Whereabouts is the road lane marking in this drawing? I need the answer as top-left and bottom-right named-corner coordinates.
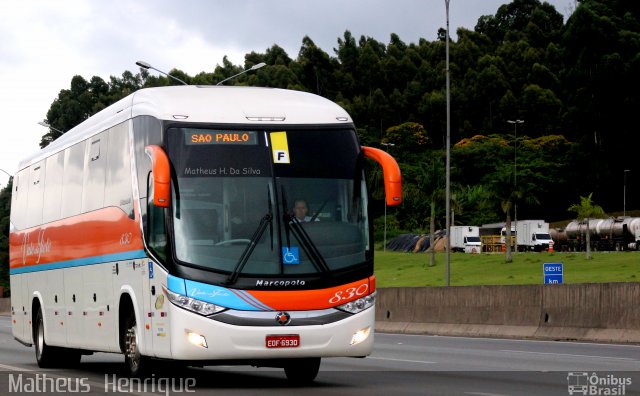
top-left (500, 350), bottom-right (637, 361)
top-left (368, 356), bottom-right (436, 364)
top-left (0, 363), bottom-right (33, 372)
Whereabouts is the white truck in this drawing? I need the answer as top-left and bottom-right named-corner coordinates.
top-left (450, 226), bottom-right (482, 253)
top-left (516, 220), bottom-right (554, 251)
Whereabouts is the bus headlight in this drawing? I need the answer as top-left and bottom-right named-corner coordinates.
top-left (186, 331), bottom-right (208, 348)
top-left (336, 292), bottom-right (376, 314)
top-left (163, 286), bottom-right (226, 316)
top-left (350, 326), bottom-right (371, 345)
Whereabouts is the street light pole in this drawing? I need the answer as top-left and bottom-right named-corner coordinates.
top-left (38, 121), bottom-right (65, 135)
top-left (0, 168), bottom-right (11, 180)
top-left (216, 62), bottom-right (266, 86)
top-left (381, 142), bottom-right (395, 251)
top-left (445, 0), bottom-right (451, 286)
top-left (624, 169), bottom-right (631, 217)
top-left (0, 168), bottom-right (12, 190)
top-left (136, 61), bottom-right (188, 85)
top-left (506, 120), bottom-right (523, 250)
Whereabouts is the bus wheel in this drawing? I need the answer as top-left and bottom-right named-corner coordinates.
top-left (34, 308), bottom-right (58, 368)
top-left (284, 357), bottom-right (321, 384)
top-left (123, 313), bottom-right (150, 377)
top-left (34, 307), bottom-right (81, 368)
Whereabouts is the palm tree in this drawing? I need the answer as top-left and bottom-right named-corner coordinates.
top-left (488, 164), bottom-right (539, 263)
top-left (404, 159), bottom-right (445, 267)
top-left (488, 164), bottom-right (519, 263)
top-left (567, 193), bottom-right (606, 260)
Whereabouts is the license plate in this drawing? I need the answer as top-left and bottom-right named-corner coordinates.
top-left (266, 334), bottom-right (300, 348)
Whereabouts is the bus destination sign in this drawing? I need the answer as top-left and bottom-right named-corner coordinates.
top-left (185, 129), bottom-right (258, 145)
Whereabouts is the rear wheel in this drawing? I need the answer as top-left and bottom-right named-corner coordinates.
top-left (34, 308), bottom-right (81, 368)
top-left (284, 357), bottom-right (321, 384)
top-left (34, 308), bottom-right (56, 368)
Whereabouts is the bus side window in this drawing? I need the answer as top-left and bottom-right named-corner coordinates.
top-left (82, 131), bottom-right (108, 213)
top-left (26, 162), bottom-right (45, 228)
top-left (147, 175), bottom-right (167, 261)
top-left (10, 171), bottom-right (28, 230)
top-left (105, 122), bottom-right (134, 218)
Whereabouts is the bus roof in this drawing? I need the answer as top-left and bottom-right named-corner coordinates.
top-left (21, 86), bottom-right (353, 169)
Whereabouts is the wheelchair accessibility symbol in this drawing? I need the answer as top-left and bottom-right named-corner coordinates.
top-left (282, 247), bottom-right (300, 265)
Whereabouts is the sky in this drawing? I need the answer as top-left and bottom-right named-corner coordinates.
top-left (0, 0), bottom-right (576, 185)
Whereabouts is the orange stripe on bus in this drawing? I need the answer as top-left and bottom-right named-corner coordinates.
top-left (10, 207), bottom-right (142, 269)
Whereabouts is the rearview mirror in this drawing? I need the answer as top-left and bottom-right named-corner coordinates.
top-left (362, 146), bottom-right (402, 206)
top-left (145, 145), bottom-right (170, 208)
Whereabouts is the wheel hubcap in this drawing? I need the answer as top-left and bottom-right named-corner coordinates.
top-left (37, 320), bottom-right (44, 359)
top-left (125, 327), bottom-right (140, 371)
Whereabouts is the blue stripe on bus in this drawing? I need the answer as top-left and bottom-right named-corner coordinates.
top-left (9, 250), bottom-right (147, 275)
top-left (165, 276), bottom-right (273, 311)
top-left (167, 274), bottom-right (186, 295)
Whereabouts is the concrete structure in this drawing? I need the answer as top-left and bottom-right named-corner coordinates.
top-left (375, 283), bottom-right (640, 344)
top-left (0, 298), bottom-right (9, 316)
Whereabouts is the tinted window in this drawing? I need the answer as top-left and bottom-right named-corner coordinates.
top-left (26, 162), bottom-right (45, 228)
top-left (42, 151), bottom-right (64, 224)
top-left (82, 131), bottom-right (108, 213)
top-left (10, 170), bottom-right (28, 230)
top-left (105, 122), bottom-right (133, 216)
top-left (61, 141), bottom-right (86, 218)
top-left (273, 129), bottom-right (360, 179)
top-left (132, 116), bottom-right (162, 199)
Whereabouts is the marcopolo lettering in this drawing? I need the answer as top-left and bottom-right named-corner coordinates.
top-left (256, 279), bottom-right (305, 287)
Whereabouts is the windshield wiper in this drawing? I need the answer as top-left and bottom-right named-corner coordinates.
top-left (280, 187), bottom-right (330, 275)
top-left (287, 215), bottom-right (331, 274)
top-left (224, 213), bottom-right (272, 286)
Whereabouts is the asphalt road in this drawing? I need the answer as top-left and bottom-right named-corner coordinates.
top-left (0, 316), bottom-right (638, 395)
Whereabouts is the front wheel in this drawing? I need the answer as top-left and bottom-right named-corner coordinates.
top-left (123, 313), bottom-right (151, 377)
top-left (284, 357), bottom-right (321, 384)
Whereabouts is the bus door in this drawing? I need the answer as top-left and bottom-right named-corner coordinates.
top-left (146, 261), bottom-right (171, 358)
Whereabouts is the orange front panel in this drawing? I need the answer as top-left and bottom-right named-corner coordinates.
top-left (247, 276), bottom-right (375, 311)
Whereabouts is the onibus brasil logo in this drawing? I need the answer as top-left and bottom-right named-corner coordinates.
top-left (567, 372), bottom-right (632, 395)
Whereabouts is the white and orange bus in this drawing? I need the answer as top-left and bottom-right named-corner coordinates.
top-left (9, 85), bottom-right (401, 383)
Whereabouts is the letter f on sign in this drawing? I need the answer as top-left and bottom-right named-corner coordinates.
top-left (275, 150), bottom-right (289, 163)
top-left (270, 131), bottom-right (291, 164)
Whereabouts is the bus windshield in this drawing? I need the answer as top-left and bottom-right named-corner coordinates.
top-left (166, 127), bottom-right (369, 278)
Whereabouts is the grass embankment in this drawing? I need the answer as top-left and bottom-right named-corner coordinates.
top-left (374, 251), bottom-right (640, 288)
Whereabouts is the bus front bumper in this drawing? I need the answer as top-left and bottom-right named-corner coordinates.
top-left (166, 303), bottom-right (375, 361)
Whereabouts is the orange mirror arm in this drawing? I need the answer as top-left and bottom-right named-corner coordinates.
top-left (362, 146), bottom-right (402, 206)
top-left (145, 145), bottom-right (171, 208)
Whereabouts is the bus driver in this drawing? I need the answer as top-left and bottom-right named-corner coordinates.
top-left (292, 199), bottom-right (318, 222)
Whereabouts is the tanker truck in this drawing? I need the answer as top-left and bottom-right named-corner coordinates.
top-left (560, 217), bottom-right (640, 251)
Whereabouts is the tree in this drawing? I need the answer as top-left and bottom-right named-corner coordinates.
top-left (567, 193), bottom-right (606, 259)
top-left (296, 36), bottom-right (335, 96)
top-left (421, 157), bottom-right (446, 267)
top-left (0, 179), bottom-right (11, 296)
top-left (488, 163), bottom-right (518, 262)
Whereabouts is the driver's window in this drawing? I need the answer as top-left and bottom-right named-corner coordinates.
top-left (147, 174), bottom-right (167, 261)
